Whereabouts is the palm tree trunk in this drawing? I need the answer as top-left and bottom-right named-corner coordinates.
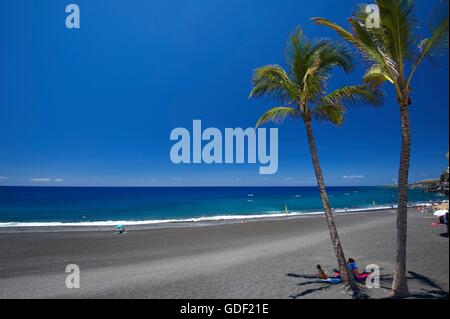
top-left (304, 120), bottom-right (358, 292)
top-left (391, 103), bottom-right (411, 297)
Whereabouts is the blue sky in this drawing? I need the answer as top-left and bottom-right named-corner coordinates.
top-left (0, 0), bottom-right (448, 187)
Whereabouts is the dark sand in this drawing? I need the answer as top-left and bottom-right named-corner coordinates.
top-left (0, 209), bottom-right (448, 299)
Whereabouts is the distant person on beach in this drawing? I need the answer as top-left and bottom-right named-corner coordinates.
top-left (443, 213), bottom-right (449, 235)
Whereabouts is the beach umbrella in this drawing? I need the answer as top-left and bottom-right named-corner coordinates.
top-left (114, 224), bottom-right (124, 229)
top-left (433, 210), bottom-right (448, 217)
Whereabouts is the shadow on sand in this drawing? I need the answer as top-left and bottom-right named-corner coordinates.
top-left (286, 273), bottom-right (369, 299)
top-left (286, 270), bottom-right (448, 299)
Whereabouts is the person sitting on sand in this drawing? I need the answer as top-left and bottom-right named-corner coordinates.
top-left (347, 258), bottom-right (359, 275)
top-left (316, 265), bottom-right (342, 284)
top-left (333, 258), bottom-right (369, 282)
top-left (347, 258), bottom-right (369, 281)
top-left (316, 265), bottom-right (328, 279)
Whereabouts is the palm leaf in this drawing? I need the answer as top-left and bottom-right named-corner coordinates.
top-left (249, 65), bottom-right (299, 104)
top-left (285, 28), bottom-right (328, 92)
top-left (420, 16), bottom-right (449, 59)
top-left (312, 17), bottom-right (398, 81)
top-left (407, 0), bottom-right (449, 85)
top-left (250, 26), bottom-right (383, 129)
top-left (376, 0), bottom-right (417, 67)
top-left (321, 85), bottom-right (384, 108)
top-left (312, 103), bottom-right (346, 126)
top-left (364, 64), bottom-right (395, 87)
top-left (255, 107), bottom-right (298, 128)
top-left (347, 18), bottom-right (398, 76)
top-left (311, 17), bottom-right (358, 46)
top-left (317, 41), bottom-right (354, 74)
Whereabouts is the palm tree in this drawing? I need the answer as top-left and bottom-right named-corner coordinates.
top-left (249, 27), bottom-right (383, 293)
top-left (312, 0), bottom-right (449, 297)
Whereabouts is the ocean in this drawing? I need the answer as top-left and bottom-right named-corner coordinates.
top-left (0, 186), bottom-right (446, 227)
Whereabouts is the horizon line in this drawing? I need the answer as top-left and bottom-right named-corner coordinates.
top-left (0, 184), bottom-right (392, 188)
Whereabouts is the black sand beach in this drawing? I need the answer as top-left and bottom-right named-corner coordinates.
top-left (0, 209), bottom-right (448, 299)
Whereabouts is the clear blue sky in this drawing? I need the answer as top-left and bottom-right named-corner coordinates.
top-left (0, 0), bottom-right (448, 187)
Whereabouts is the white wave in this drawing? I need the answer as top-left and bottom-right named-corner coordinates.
top-left (0, 211), bottom-right (325, 228)
top-left (0, 201), bottom-right (440, 228)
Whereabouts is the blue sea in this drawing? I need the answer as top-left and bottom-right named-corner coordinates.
top-left (0, 186), bottom-right (446, 227)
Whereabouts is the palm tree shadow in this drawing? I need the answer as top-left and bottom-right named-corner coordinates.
top-left (374, 271), bottom-right (448, 299)
top-left (286, 269), bottom-right (448, 299)
top-left (290, 284), bottom-right (333, 299)
top-left (286, 273), bottom-right (369, 299)
top-left (286, 273), bottom-right (318, 280)
top-left (406, 271), bottom-right (449, 299)
top-left (286, 273), bottom-right (333, 298)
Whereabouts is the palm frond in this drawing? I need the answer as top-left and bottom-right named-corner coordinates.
top-left (251, 25), bottom-right (385, 128)
top-left (255, 107), bottom-right (298, 128)
top-left (301, 55), bottom-right (323, 97)
top-left (317, 41), bottom-right (354, 74)
top-left (285, 27), bottom-right (328, 91)
top-left (285, 27), bottom-right (310, 87)
top-left (284, 27), bottom-right (356, 103)
top-left (311, 17), bottom-right (359, 46)
top-left (347, 18), bottom-right (398, 76)
top-left (363, 64), bottom-right (395, 87)
top-left (312, 103), bottom-right (346, 126)
top-left (407, 0), bottom-right (449, 86)
top-left (249, 65), bottom-right (299, 104)
top-left (420, 17), bottom-right (449, 59)
top-left (312, 17), bottom-right (398, 81)
top-left (423, 0), bottom-right (450, 59)
top-left (376, 0), bottom-right (418, 66)
top-left (321, 85), bottom-right (384, 108)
